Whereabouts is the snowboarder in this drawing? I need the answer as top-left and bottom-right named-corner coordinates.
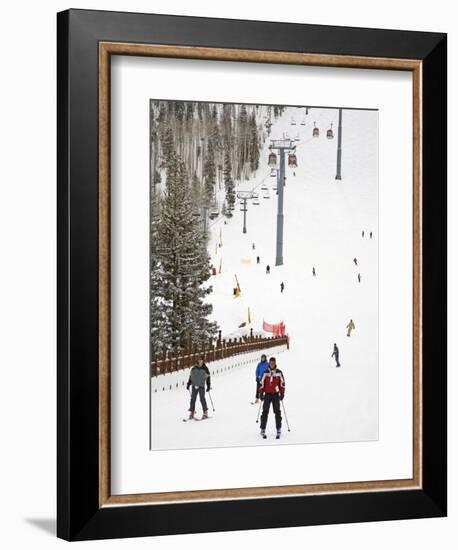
top-left (331, 344), bottom-right (341, 367)
top-left (358, 273), bottom-right (361, 283)
top-left (254, 354), bottom-right (269, 404)
top-left (256, 256), bottom-right (260, 264)
top-left (312, 267), bottom-right (316, 277)
top-left (259, 357), bottom-right (285, 439)
top-left (353, 257), bottom-right (358, 266)
top-left (186, 356), bottom-right (211, 420)
top-left (346, 319), bottom-right (355, 337)
top-left (266, 265), bottom-right (270, 275)
top-left (280, 282), bottom-right (285, 293)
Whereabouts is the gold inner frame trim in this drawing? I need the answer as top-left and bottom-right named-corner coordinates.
top-left (98, 41), bottom-right (422, 507)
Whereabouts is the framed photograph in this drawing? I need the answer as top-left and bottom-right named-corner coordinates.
top-left (57, 9), bottom-right (447, 541)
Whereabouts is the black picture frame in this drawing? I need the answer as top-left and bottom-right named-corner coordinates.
top-left (57, 8), bottom-right (447, 541)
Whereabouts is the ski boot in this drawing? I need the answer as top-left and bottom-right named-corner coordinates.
top-left (202, 410), bottom-right (209, 420)
top-left (188, 411), bottom-right (195, 420)
top-left (276, 430), bottom-right (281, 440)
top-left (260, 429), bottom-right (267, 439)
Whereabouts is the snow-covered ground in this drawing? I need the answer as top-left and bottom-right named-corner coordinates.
top-left (151, 106), bottom-right (378, 450)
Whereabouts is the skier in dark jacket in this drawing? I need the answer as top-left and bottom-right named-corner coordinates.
top-left (259, 357), bottom-right (285, 439)
top-left (266, 265), bottom-right (270, 274)
top-left (186, 356), bottom-right (211, 419)
top-left (280, 282), bottom-right (285, 293)
top-left (254, 354), bottom-right (269, 403)
top-left (331, 343), bottom-right (340, 367)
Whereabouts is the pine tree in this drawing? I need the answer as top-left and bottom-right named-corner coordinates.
top-left (203, 140), bottom-right (216, 206)
top-left (223, 149), bottom-right (235, 217)
top-left (150, 182), bottom-right (168, 353)
top-left (153, 146), bottom-right (217, 351)
top-left (248, 112), bottom-right (260, 172)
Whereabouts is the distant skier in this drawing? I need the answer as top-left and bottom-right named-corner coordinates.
top-left (257, 256), bottom-right (260, 264)
top-left (266, 265), bottom-right (270, 275)
top-left (331, 343), bottom-right (341, 367)
top-left (370, 231), bottom-right (373, 239)
top-left (293, 171), bottom-right (296, 176)
top-left (358, 273), bottom-right (361, 283)
top-left (280, 282), bottom-right (285, 293)
top-left (259, 357), bottom-right (285, 439)
top-left (312, 267), bottom-right (316, 277)
top-left (252, 242), bottom-right (256, 250)
top-left (253, 354), bottom-right (269, 404)
top-left (186, 356), bottom-right (211, 420)
top-left (346, 319), bottom-right (356, 337)
top-left (353, 257), bottom-right (358, 266)
top-left (362, 230), bottom-right (365, 238)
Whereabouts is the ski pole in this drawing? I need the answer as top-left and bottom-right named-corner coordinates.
top-left (256, 399), bottom-right (262, 423)
top-left (208, 390), bottom-right (215, 412)
top-left (280, 398), bottom-right (291, 432)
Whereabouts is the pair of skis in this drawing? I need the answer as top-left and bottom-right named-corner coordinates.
top-left (182, 415), bottom-right (211, 422)
top-left (261, 432), bottom-right (281, 440)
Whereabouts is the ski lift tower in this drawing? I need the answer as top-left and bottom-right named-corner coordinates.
top-left (237, 191), bottom-right (254, 234)
top-left (268, 139), bottom-right (297, 266)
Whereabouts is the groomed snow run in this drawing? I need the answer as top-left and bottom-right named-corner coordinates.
top-left (151, 106), bottom-right (378, 450)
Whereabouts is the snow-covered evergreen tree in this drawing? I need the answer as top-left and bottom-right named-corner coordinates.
top-left (150, 184), bottom-right (168, 352)
top-left (223, 149), bottom-right (235, 217)
top-left (203, 140), bottom-right (216, 206)
top-left (152, 144), bottom-right (217, 352)
top-left (249, 112), bottom-right (260, 173)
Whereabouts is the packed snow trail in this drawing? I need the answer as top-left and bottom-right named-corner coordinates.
top-left (151, 106), bottom-right (378, 450)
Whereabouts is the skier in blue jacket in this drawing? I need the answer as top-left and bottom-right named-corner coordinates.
top-left (254, 354), bottom-right (269, 404)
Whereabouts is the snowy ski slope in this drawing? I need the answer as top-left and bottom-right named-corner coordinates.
top-left (151, 106), bottom-right (378, 450)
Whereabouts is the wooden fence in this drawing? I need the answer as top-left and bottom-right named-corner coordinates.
top-left (151, 331), bottom-right (289, 377)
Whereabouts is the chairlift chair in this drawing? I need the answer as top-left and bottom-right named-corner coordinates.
top-left (268, 152), bottom-right (277, 167)
top-left (312, 122), bottom-right (319, 138)
top-left (326, 123), bottom-right (334, 139)
top-left (288, 153), bottom-right (298, 168)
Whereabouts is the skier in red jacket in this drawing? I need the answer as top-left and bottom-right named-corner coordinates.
top-left (259, 357), bottom-right (285, 439)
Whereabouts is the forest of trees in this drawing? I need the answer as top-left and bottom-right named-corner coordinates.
top-left (149, 100), bottom-right (284, 353)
